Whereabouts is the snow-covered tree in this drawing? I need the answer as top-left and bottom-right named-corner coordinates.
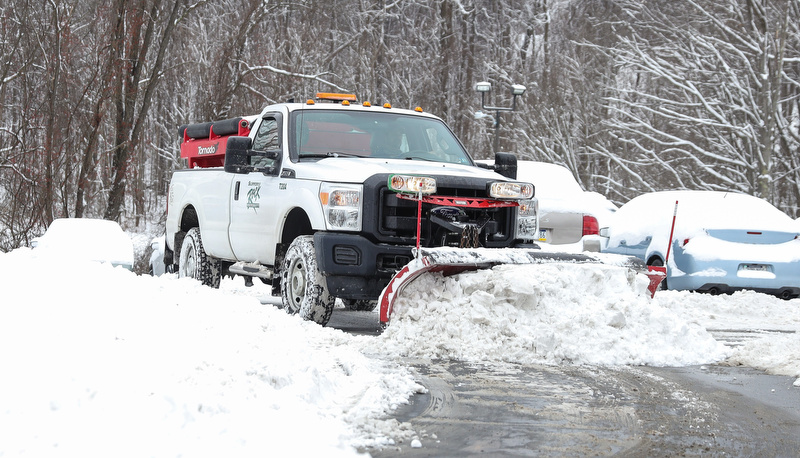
top-left (598, 0), bottom-right (800, 211)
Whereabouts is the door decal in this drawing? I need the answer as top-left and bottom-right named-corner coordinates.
top-left (247, 181), bottom-right (261, 211)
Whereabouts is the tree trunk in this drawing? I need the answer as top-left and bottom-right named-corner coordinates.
top-left (104, 0), bottom-right (181, 222)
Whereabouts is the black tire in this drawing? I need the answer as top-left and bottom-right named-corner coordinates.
top-left (648, 257), bottom-right (668, 290)
top-left (178, 227), bottom-right (222, 288)
top-left (280, 236), bottom-right (335, 325)
top-left (343, 299), bottom-right (378, 312)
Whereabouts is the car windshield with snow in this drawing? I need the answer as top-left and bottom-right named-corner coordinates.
top-left (601, 190), bottom-right (800, 298)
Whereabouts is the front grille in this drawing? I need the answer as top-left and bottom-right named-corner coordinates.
top-left (364, 174), bottom-right (516, 248)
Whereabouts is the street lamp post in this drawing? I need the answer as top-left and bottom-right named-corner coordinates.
top-left (475, 81), bottom-right (526, 153)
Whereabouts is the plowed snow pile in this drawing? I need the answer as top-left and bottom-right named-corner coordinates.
top-left (2, 245), bottom-right (799, 457)
top-left (0, 249), bottom-right (420, 458)
top-left (381, 263), bottom-right (730, 366)
top-left (654, 289), bottom-right (800, 379)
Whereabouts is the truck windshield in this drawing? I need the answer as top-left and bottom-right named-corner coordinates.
top-left (290, 110), bottom-right (473, 165)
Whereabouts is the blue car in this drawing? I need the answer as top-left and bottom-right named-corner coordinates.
top-left (601, 191), bottom-right (800, 299)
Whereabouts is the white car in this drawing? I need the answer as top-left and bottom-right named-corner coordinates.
top-left (33, 218), bottom-right (135, 271)
top-left (480, 160), bottom-right (617, 252)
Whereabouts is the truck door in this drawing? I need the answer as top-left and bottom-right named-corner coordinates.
top-left (228, 113), bottom-right (283, 263)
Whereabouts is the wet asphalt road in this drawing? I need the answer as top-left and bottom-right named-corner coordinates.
top-left (327, 309), bottom-right (800, 457)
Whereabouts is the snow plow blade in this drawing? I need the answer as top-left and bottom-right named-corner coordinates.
top-left (378, 247), bottom-right (665, 324)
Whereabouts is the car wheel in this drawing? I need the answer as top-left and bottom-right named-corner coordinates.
top-left (178, 227), bottom-right (221, 288)
top-left (280, 236), bottom-right (335, 325)
top-left (343, 299), bottom-right (377, 312)
top-left (648, 257), bottom-right (668, 290)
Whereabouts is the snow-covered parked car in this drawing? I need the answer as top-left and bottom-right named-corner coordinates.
top-left (479, 160), bottom-right (617, 252)
top-left (32, 218), bottom-right (135, 271)
top-left (601, 190), bottom-right (800, 298)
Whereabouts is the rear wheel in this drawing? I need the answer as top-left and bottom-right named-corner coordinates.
top-left (280, 236), bottom-right (335, 325)
top-left (178, 227), bottom-right (221, 288)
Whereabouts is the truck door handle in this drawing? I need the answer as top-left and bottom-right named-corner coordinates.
top-left (234, 181), bottom-right (241, 200)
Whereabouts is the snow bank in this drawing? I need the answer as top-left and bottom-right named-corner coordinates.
top-left (0, 249), bottom-right (421, 458)
top-left (654, 289), bottom-right (800, 383)
top-left (2, 243), bottom-right (799, 457)
top-left (381, 263), bottom-right (730, 366)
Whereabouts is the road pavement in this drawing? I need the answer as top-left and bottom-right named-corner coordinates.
top-left (327, 308), bottom-right (800, 457)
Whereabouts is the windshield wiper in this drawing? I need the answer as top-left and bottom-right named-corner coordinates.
top-left (300, 151), bottom-right (366, 159)
top-left (402, 155), bottom-right (436, 162)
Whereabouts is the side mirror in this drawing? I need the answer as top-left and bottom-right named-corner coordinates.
top-left (224, 136), bottom-right (280, 175)
top-left (493, 152), bottom-right (517, 179)
top-left (224, 136), bottom-right (254, 174)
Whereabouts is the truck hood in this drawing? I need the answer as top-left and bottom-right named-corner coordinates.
top-left (286, 157), bottom-right (512, 183)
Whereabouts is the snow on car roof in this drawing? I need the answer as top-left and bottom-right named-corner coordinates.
top-left (609, 190), bottom-right (795, 241)
top-left (511, 161), bottom-right (618, 219)
top-left (35, 218), bottom-right (134, 266)
top-left (515, 161), bottom-right (584, 197)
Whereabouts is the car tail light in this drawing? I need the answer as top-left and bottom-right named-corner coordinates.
top-left (682, 238), bottom-right (691, 247)
top-left (582, 215), bottom-right (599, 236)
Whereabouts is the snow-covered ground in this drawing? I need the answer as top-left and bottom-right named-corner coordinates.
top-left (1, 246), bottom-right (799, 457)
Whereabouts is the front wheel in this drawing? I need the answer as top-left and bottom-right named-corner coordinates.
top-left (280, 236), bottom-right (335, 325)
top-left (178, 227), bottom-right (221, 288)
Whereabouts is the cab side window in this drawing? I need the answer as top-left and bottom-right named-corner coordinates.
top-left (252, 117), bottom-right (279, 151)
top-left (251, 116), bottom-right (280, 169)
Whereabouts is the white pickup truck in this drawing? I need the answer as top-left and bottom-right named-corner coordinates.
top-left (165, 93), bottom-right (539, 325)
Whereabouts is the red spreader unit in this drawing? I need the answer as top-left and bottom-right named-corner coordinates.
top-left (179, 117), bottom-right (252, 168)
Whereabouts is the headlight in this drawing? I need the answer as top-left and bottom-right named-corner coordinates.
top-left (388, 174), bottom-right (437, 194)
top-left (488, 181), bottom-right (534, 200)
top-left (319, 183), bottom-right (363, 231)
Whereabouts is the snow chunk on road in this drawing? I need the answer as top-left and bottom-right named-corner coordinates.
top-left (382, 263), bottom-right (730, 366)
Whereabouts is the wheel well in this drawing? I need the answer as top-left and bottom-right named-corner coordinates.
top-left (646, 255), bottom-right (664, 266)
top-left (282, 207), bottom-right (313, 245)
top-left (179, 205), bottom-right (199, 233)
top-left (172, 205), bottom-right (199, 267)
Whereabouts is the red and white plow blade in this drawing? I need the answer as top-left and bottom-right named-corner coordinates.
top-left (379, 247), bottom-right (665, 324)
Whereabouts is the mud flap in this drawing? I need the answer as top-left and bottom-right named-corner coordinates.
top-left (379, 247), bottom-right (665, 324)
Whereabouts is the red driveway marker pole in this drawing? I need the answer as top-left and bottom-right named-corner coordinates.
top-left (646, 200), bottom-right (679, 297)
top-left (665, 200), bottom-right (679, 265)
